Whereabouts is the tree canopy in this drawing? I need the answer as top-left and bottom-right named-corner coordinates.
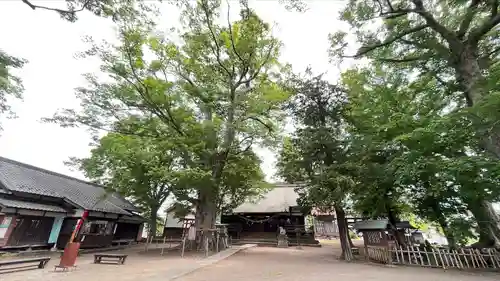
top-left (25, 0), bottom-right (500, 254)
top-left (46, 0), bottom-right (288, 243)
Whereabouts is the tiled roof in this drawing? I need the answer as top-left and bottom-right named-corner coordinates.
top-left (232, 183), bottom-right (302, 213)
top-left (0, 157), bottom-right (139, 215)
top-left (353, 219), bottom-right (389, 230)
top-left (0, 197), bottom-right (68, 213)
top-left (118, 213), bottom-right (147, 223)
top-left (395, 221), bottom-right (417, 229)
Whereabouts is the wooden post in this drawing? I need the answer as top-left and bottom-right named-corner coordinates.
top-left (423, 248), bottom-right (430, 266)
top-left (442, 248), bottom-right (450, 268)
top-left (161, 236), bottom-right (166, 256)
top-left (416, 247), bottom-right (424, 266)
top-left (469, 248), bottom-right (478, 268)
top-left (487, 249), bottom-right (497, 269)
top-left (460, 248), bottom-right (469, 268)
top-left (181, 237), bottom-right (186, 258)
top-left (393, 247), bottom-right (400, 264)
top-left (476, 249), bottom-right (487, 268)
top-left (453, 250), bottom-right (463, 269)
top-left (215, 231), bottom-right (219, 253)
top-left (204, 236), bottom-right (209, 257)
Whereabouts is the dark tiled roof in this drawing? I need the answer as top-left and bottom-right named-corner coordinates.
top-left (395, 221), bottom-right (417, 229)
top-left (0, 197), bottom-right (68, 213)
top-left (118, 213), bottom-right (147, 223)
top-left (0, 157), bottom-right (139, 215)
top-left (232, 182), bottom-right (302, 213)
top-left (354, 219), bottom-right (389, 230)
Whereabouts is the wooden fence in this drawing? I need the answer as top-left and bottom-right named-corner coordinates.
top-left (366, 245), bottom-right (500, 270)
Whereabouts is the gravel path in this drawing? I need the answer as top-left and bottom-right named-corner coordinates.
top-left (177, 246), bottom-right (499, 281)
top-left (2, 245), bottom-right (499, 281)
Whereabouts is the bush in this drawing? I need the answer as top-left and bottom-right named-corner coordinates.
top-left (348, 230), bottom-right (359, 239)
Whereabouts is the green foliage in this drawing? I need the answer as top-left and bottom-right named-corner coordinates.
top-left (21, 0), bottom-right (154, 23)
top-left (326, 0), bottom-right (500, 247)
top-left (340, 62), bottom-right (500, 246)
top-left (277, 73), bottom-right (352, 211)
top-left (48, 0), bottom-right (288, 229)
top-left (0, 50), bottom-right (26, 131)
top-left (67, 117), bottom-right (181, 235)
top-left (348, 229), bottom-right (358, 240)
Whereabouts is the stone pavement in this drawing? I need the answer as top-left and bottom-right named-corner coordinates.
top-left (1, 244), bottom-right (255, 281)
top-left (177, 246), bottom-right (500, 281)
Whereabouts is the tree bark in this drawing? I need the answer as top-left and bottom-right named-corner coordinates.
top-left (335, 205), bottom-right (353, 261)
top-left (464, 196), bottom-right (500, 248)
top-left (195, 188), bottom-right (218, 251)
top-left (387, 207), bottom-right (405, 246)
top-left (148, 208), bottom-right (158, 238)
top-left (453, 46), bottom-right (500, 248)
top-left (430, 202), bottom-right (457, 249)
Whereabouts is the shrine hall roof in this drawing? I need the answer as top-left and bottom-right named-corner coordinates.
top-left (0, 197), bottom-right (68, 213)
top-left (232, 183), bottom-right (302, 214)
top-left (0, 156), bottom-right (140, 215)
top-left (354, 219), bottom-right (417, 230)
top-left (353, 219), bottom-right (390, 230)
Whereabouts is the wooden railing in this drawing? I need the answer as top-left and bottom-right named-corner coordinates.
top-left (366, 245), bottom-right (500, 270)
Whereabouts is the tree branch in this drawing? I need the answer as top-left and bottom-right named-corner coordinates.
top-left (468, 3), bottom-right (500, 44)
top-left (226, 1), bottom-right (252, 88)
top-left (350, 24), bottom-right (429, 57)
top-left (226, 0), bottom-right (245, 65)
top-left (199, 0), bottom-right (234, 78)
top-left (247, 116), bottom-right (273, 132)
top-left (400, 37), bottom-right (449, 59)
top-left (492, 0), bottom-right (499, 18)
top-left (122, 45), bottom-right (185, 136)
top-left (411, 0), bottom-right (460, 47)
top-left (21, 0), bottom-right (91, 15)
top-left (376, 0), bottom-right (415, 20)
top-left (375, 55), bottom-right (428, 63)
top-left (457, 0), bottom-right (481, 39)
top-left (234, 135), bottom-right (254, 154)
top-left (238, 40), bottom-right (276, 86)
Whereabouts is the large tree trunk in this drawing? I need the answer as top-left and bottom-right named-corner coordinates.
top-left (148, 207), bottom-right (158, 238)
top-left (335, 205), bottom-right (353, 261)
top-left (430, 202), bottom-right (457, 249)
top-left (195, 188), bottom-right (218, 251)
top-left (464, 196), bottom-right (500, 248)
top-left (387, 207), bottom-right (405, 246)
top-left (454, 47), bottom-right (500, 248)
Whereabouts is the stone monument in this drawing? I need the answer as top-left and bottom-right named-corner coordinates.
top-left (277, 226), bottom-right (289, 248)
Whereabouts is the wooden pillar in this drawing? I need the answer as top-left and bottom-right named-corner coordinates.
top-left (136, 223), bottom-right (144, 241)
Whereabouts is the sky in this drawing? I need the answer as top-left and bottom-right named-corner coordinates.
top-left (0, 0), bottom-right (349, 183)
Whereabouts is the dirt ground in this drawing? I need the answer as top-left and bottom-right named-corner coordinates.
top-left (1, 243), bottom-right (203, 281)
top-left (178, 246), bottom-right (499, 281)
top-left (1, 243), bottom-right (499, 281)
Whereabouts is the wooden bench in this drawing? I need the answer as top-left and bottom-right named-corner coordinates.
top-left (94, 253), bottom-right (128, 265)
top-left (0, 257), bottom-right (51, 271)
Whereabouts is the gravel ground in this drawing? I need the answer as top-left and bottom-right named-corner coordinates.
top-left (177, 246), bottom-right (499, 281)
top-left (2, 244), bottom-right (499, 281)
